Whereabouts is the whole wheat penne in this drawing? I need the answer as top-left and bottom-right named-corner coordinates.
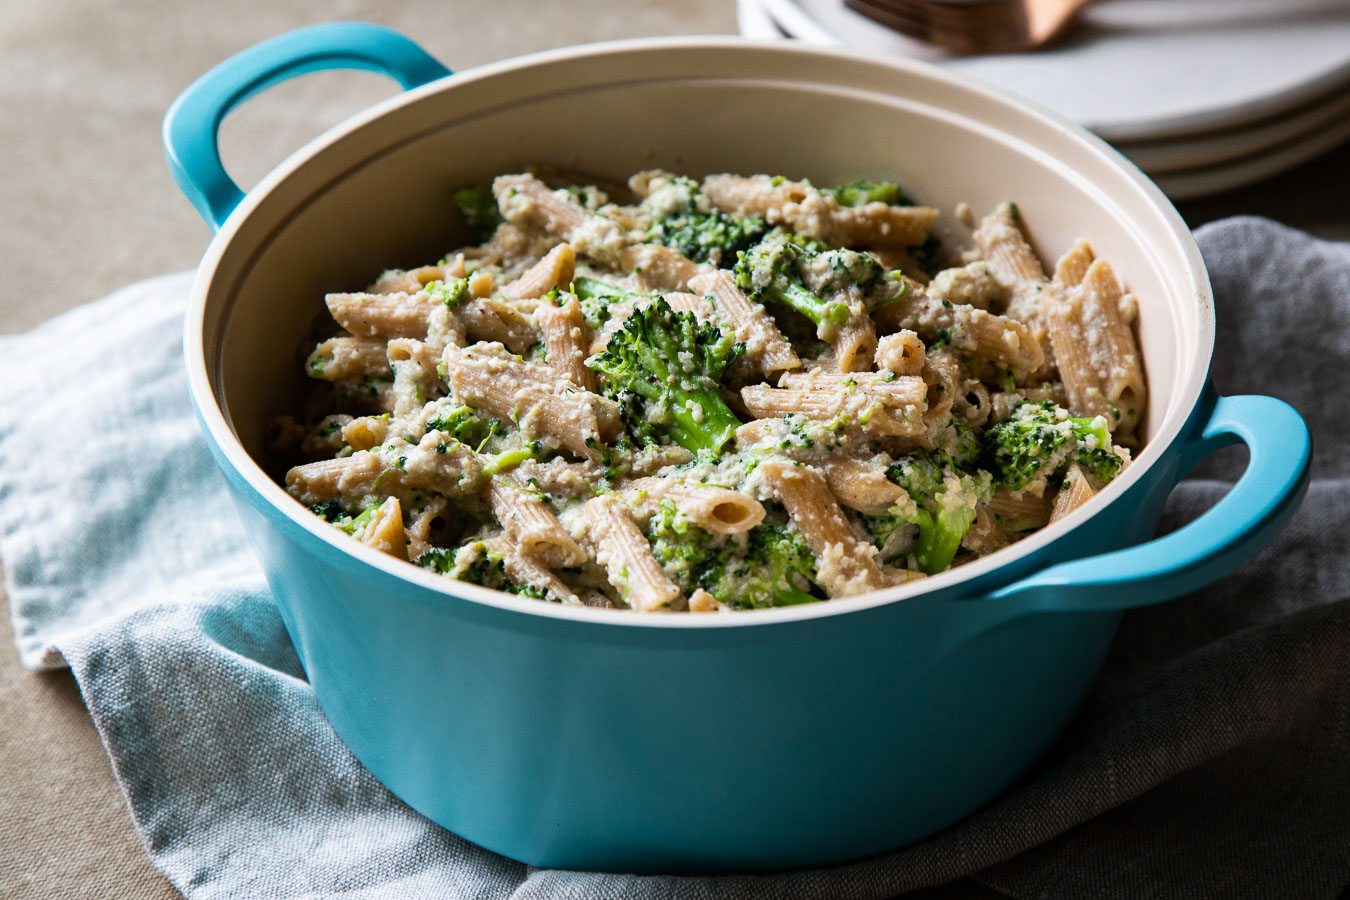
top-left (483, 536), bottom-right (583, 606)
top-left (624, 479), bottom-right (767, 535)
top-left (354, 496), bottom-right (408, 560)
top-left (972, 203), bottom-right (1055, 375)
top-left (687, 270), bottom-right (800, 376)
top-left (873, 288), bottom-right (1044, 376)
top-left (758, 460), bottom-right (884, 596)
top-left (921, 350), bottom-right (961, 432)
top-left (500, 243), bottom-right (576, 300)
top-left (585, 495), bottom-right (684, 612)
top-left (326, 291), bottom-right (438, 339)
top-left (455, 296), bottom-right (538, 353)
top-left (926, 262), bottom-right (1009, 311)
top-left (819, 457), bottom-right (908, 515)
top-left (701, 174), bottom-right (937, 248)
top-left (486, 474), bottom-right (585, 567)
top-left (741, 380), bottom-right (926, 438)
top-left (1050, 464), bottom-right (1097, 524)
top-left (494, 174), bottom-right (628, 264)
top-left (619, 243), bottom-right (701, 291)
top-left (874, 330), bottom-right (926, 375)
top-left (444, 342), bottom-right (620, 458)
top-left (1052, 239), bottom-right (1094, 288)
top-left (1048, 259), bottom-right (1147, 434)
top-left (985, 487), bottom-right (1055, 532)
top-left (285, 453), bottom-right (387, 503)
top-left (961, 506), bottom-right (1008, 555)
top-left (306, 336), bottom-right (391, 381)
top-left (370, 262), bottom-right (463, 295)
top-left (535, 294), bottom-right (596, 391)
top-left (830, 302), bottom-right (878, 373)
top-left (405, 496), bottom-right (448, 561)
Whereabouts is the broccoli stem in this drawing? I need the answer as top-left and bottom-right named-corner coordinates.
top-left (771, 281), bottom-right (852, 328)
top-left (910, 505), bottom-right (978, 575)
top-left (770, 584), bottom-right (822, 606)
top-left (573, 277), bottom-right (636, 302)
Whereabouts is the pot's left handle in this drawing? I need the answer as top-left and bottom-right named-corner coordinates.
top-left (163, 22), bottom-right (451, 233)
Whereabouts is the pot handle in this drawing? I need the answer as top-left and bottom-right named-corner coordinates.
top-left (988, 392), bottom-right (1311, 613)
top-left (163, 22), bottom-right (451, 233)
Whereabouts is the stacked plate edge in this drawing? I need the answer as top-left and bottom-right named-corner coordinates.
top-left (743, 0), bottom-right (1350, 199)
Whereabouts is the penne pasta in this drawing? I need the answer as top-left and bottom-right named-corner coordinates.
top-left (326, 291), bottom-right (438, 339)
top-left (486, 474), bottom-right (585, 567)
top-left (701, 173), bottom-right (938, 248)
top-left (1046, 259), bottom-right (1147, 434)
top-left (585, 495), bottom-right (684, 612)
top-left (483, 535), bottom-right (584, 606)
top-left (687, 270), bottom-right (800, 376)
top-left (354, 496), bottom-right (408, 560)
top-left (499, 242), bottom-right (576, 300)
top-left (872, 286), bottom-right (1044, 376)
top-left (535, 293), bottom-right (596, 392)
top-left (306, 336), bottom-right (391, 381)
top-left (283, 168), bottom-right (1145, 611)
top-left (758, 460), bottom-right (884, 596)
top-left (1050, 464), bottom-right (1097, 524)
top-left (819, 456), bottom-right (908, 515)
top-left (443, 342), bottom-right (620, 458)
top-left (874, 330), bottom-right (926, 376)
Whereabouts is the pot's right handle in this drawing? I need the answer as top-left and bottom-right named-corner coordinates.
top-left (163, 22), bottom-right (450, 233)
top-left (988, 392), bottom-right (1311, 613)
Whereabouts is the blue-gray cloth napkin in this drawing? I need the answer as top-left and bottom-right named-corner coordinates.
top-left (3, 217), bottom-right (1348, 899)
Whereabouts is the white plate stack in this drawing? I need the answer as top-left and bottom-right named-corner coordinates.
top-left (738, 0), bottom-right (1350, 199)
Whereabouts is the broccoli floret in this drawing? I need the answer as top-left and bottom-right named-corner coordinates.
top-left (426, 404), bottom-right (499, 452)
top-left (647, 499), bottom-right (717, 583)
top-left (647, 508), bottom-right (824, 610)
top-left (833, 179), bottom-right (913, 207)
top-left (424, 277), bottom-right (470, 307)
top-left (933, 422), bottom-right (983, 471)
top-left (732, 234), bottom-right (879, 334)
top-left (909, 232), bottom-right (943, 279)
top-left (887, 451), bottom-right (992, 575)
top-left (453, 185), bottom-right (502, 241)
top-left (417, 540), bottom-right (546, 598)
top-left (310, 502), bottom-right (376, 536)
top-left (573, 277), bottom-right (654, 331)
top-left (587, 297), bottom-right (745, 453)
top-left (648, 210), bottom-right (768, 267)
top-left (983, 400), bottom-right (1122, 491)
top-left (703, 525), bottom-right (824, 610)
top-left (309, 500), bottom-right (348, 523)
top-left (635, 174), bottom-right (767, 266)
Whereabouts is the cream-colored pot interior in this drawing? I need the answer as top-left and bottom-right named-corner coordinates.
top-left (191, 38), bottom-right (1212, 611)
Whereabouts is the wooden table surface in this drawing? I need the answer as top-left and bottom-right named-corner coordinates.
top-left (2, 1), bottom-right (1348, 896)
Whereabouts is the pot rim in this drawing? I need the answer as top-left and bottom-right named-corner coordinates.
top-left (184, 35), bottom-right (1214, 631)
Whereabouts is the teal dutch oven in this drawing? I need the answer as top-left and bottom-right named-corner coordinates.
top-left (165, 23), bottom-right (1311, 873)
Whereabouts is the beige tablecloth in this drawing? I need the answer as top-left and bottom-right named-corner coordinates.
top-left (2, 1), bottom-right (1348, 897)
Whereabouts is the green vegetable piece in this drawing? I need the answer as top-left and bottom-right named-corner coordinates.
top-left (832, 179), bottom-right (912, 208)
top-left (733, 234), bottom-right (878, 331)
top-left (426, 405), bottom-right (498, 452)
top-left (587, 296), bottom-right (745, 454)
top-left (425, 277), bottom-right (470, 307)
top-left (453, 185), bottom-right (502, 241)
top-left (887, 450), bottom-right (991, 575)
top-left (982, 400), bottom-right (1123, 491)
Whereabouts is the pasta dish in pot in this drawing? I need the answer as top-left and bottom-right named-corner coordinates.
top-left (271, 170), bottom-right (1146, 612)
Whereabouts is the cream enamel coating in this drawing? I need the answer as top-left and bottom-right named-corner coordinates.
top-left (184, 37), bottom-right (1212, 629)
